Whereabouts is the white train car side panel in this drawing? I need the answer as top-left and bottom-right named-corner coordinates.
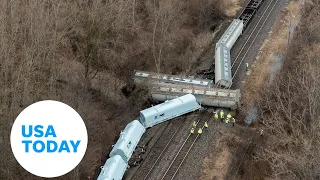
top-left (140, 94), bottom-right (201, 128)
top-left (109, 120), bottom-right (146, 162)
top-left (150, 84), bottom-right (241, 109)
top-left (217, 19), bottom-right (244, 49)
top-left (134, 70), bottom-right (214, 88)
top-left (215, 44), bottom-right (232, 87)
top-left (97, 155), bottom-right (127, 180)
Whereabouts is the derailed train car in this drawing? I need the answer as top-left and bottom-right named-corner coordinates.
top-left (139, 94), bottom-right (201, 128)
top-left (97, 94), bottom-right (201, 179)
top-left (109, 120), bottom-right (146, 162)
top-left (134, 70), bottom-right (213, 88)
top-left (216, 19), bottom-right (244, 49)
top-left (150, 84), bottom-right (241, 110)
top-left (214, 19), bottom-right (244, 88)
top-left (215, 44), bottom-right (232, 87)
top-left (98, 120), bottom-right (145, 180)
top-left (214, 0), bottom-right (264, 88)
top-left (97, 155), bottom-right (127, 180)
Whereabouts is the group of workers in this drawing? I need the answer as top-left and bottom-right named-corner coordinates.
top-left (190, 110), bottom-right (236, 135)
top-left (190, 121), bottom-right (208, 136)
top-left (214, 110), bottom-right (236, 127)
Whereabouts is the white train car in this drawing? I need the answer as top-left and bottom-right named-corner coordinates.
top-left (215, 43), bottom-right (232, 87)
top-left (109, 120), bottom-right (146, 162)
top-left (150, 84), bottom-right (241, 110)
top-left (134, 70), bottom-right (213, 88)
top-left (216, 19), bottom-right (244, 49)
top-left (97, 155), bottom-right (127, 180)
top-left (139, 94), bottom-right (201, 128)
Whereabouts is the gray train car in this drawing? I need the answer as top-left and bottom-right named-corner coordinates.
top-left (215, 43), bottom-right (232, 87)
top-left (216, 19), bottom-right (244, 50)
top-left (97, 155), bottom-right (127, 180)
top-left (109, 120), bottom-right (146, 162)
top-left (139, 94), bottom-right (201, 128)
top-left (150, 84), bottom-right (241, 110)
top-left (134, 70), bottom-right (213, 88)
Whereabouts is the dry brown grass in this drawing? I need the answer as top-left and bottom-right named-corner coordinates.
top-left (244, 0), bottom-right (320, 179)
top-left (222, 0), bottom-right (242, 17)
top-left (242, 0), bottom-right (303, 107)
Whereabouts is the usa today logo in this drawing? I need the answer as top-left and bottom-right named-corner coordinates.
top-left (10, 100), bottom-right (88, 178)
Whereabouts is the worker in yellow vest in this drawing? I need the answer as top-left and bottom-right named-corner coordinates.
top-left (227, 113), bottom-right (232, 120)
top-left (204, 121), bottom-right (208, 128)
top-left (214, 112), bottom-right (219, 121)
top-left (193, 121), bottom-right (197, 128)
top-left (190, 127), bottom-right (195, 134)
top-left (198, 128), bottom-right (203, 136)
top-left (246, 63), bottom-right (249, 72)
top-left (220, 110), bottom-right (224, 122)
top-left (225, 118), bottom-right (229, 128)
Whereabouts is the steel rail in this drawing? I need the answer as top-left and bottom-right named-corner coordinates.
top-left (170, 119), bottom-right (210, 180)
top-left (227, 0), bottom-right (279, 90)
top-left (142, 117), bottom-right (186, 180)
top-left (160, 112), bottom-right (209, 180)
top-left (231, 0), bottom-right (274, 69)
top-left (231, 0), bottom-right (279, 81)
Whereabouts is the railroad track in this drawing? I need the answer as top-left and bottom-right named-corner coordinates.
top-left (230, 0), bottom-right (280, 86)
top-left (128, 115), bottom-right (186, 180)
top-left (160, 111), bottom-right (211, 180)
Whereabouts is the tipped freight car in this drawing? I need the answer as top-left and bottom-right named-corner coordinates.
top-left (134, 70), bottom-right (213, 88)
top-left (150, 84), bottom-right (241, 110)
top-left (215, 43), bottom-right (233, 88)
top-left (97, 155), bottom-right (127, 180)
top-left (139, 94), bottom-right (201, 128)
top-left (109, 120), bottom-right (146, 162)
top-left (216, 19), bottom-right (244, 50)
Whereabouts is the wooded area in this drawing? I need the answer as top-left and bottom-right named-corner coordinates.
top-left (258, 1), bottom-right (320, 179)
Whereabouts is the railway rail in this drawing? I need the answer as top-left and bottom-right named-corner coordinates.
top-left (160, 111), bottom-right (211, 180)
top-left (128, 115), bottom-right (186, 180)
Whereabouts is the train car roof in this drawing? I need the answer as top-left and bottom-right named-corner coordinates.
top-left (140, 94), bottom-right (196, 116)
top-left (97, 155), bottom-right (127, 180)
top-left (134, 70), bottom-right (213, 87)
top-left (217, 19), bottom-right (243, 45)
top-left (109, 120), bottom-right (145, 159)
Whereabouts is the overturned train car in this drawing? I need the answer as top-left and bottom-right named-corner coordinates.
top-left (97, 94), bottom-right (201, 180)
top-left (134, 70), bottom-right (213, 88)
top-left (97, 155), bottom-right (127, 180)
top-left (150, 84), bottom-right (241, 110)
top-left (109, 120), bottom-right (146, 162)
